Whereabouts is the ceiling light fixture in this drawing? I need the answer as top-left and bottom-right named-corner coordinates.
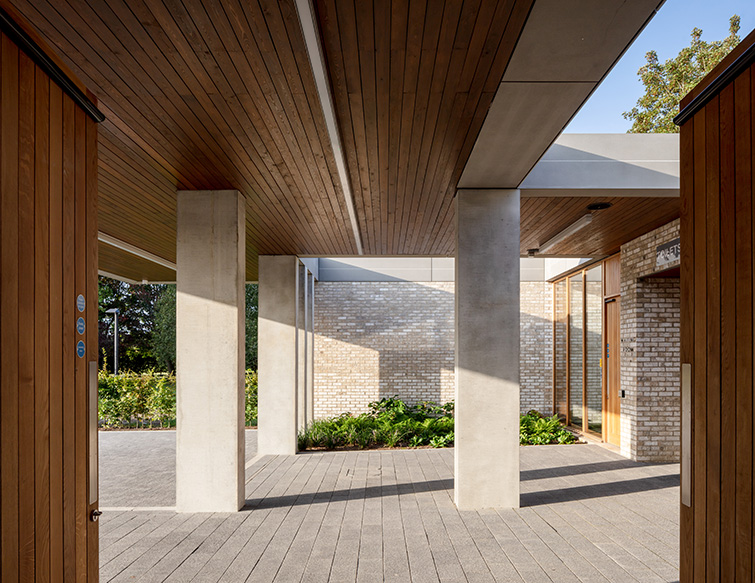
top-left (586, 201), bottom-right (612, 211)
top-left (539, 214), bottom-right (593, 253)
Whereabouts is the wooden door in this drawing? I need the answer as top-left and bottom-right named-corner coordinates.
top-left (604, 298), bottom-right (621, 446)
top-left (1, 22), bottom-right (100, 582)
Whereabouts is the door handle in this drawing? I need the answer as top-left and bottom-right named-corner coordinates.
top-left (90, 509), bottom-right (102, 522)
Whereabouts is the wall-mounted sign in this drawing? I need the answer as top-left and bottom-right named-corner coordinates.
top-left (76, 317), bottom-right (86, 335)
top-left (656, 237), bottom-right (680, 268)
top-left (77, 294), bottom-right (86, 312)
top-left (76, 340), bottom-right (86, 358)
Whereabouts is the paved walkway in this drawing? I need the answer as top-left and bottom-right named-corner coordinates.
top-left (99, 429), bottom-right (258, 508)
top-left (99, 439), bottom-right (679, 582)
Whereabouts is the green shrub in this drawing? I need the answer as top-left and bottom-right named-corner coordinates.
top-left (98, 369), bottom-right (258, 429)
top-left (519, 410), bottom-right (577, 445)
top-left (298, 396), bottom-right (455, 451)
top-left (245, 370), bottom-right (258, 426)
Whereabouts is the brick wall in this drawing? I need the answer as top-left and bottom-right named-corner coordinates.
top-left (314, 281), bottom-right (552, 418)
top-left (520, 282), bottom-right (553, 415)
top-left (620, 219), bottom-right (680, 462)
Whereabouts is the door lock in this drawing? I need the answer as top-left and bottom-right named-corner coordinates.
top-left (90, 509), bottom-right (102, 522)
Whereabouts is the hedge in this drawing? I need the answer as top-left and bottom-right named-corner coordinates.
top-left (98, 369), bottom-right (258, 428)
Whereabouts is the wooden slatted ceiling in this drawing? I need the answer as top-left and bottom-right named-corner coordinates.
top-left (520, 196), bottom-right (680, 258)
top-left (315, 0), bottom-right (534, 256)
top-left (10, 0), bottom-right (361, 280)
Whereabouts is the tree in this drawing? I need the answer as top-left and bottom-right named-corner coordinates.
top-left (623, 15), bottom-right (741, 133)
top-left (148, 283), bottom-right (259, 372)
top-left (152, 285), bottom-right (177, 371)
top-left (245, 284), bottom-right (259, 370)
top-left (98, 276), bottom-right (165, 372)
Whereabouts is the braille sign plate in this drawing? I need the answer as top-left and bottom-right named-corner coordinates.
top-left (76, 340), bottom-right (86, 358)
top-left (77, 317), bottom-right (86, 335)
top-left (77, 294), bottom-right (86, 312)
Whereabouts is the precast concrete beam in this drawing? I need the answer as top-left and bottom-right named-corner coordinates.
top-left (455, 188), bottom-right (520, 510)
top-left (175, 190), bottom-right (245, 513)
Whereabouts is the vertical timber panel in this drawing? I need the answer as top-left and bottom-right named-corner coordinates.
top-left (679, 35), bottom-right (755, 583)
top-left (704, 95), bottom-right (721, 582)
top-left (719, 81), bottom-right (736, 583)
top-left (34, 63), bottom-right (51, 583)
top-left (18, 49), bottom-right (36, 583)
top-left (74, 105), bottom-right (87, 582)
top-left (61, 93), bottom-right (76, 582)
top-left (1, 32), bottom-right (20, 583)
top-left (678, 92), bottom-right (694, 583)
top-left (0, 27), bottom-right (99, 582)
top-left (692, 104), bottom-right (708, 583)
top-left (49, 81), bottom-right (64, 581)
top-left (734, 67), bottom-right (753, 583)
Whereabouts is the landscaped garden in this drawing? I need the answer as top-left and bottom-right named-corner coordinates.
top-left (98, 370), bottom-right (576, 448)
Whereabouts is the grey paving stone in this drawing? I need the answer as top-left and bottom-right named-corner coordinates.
top-left (99, 441), bottom-right (680, 582)
top-left (99, 429), bottom-right (258, 508)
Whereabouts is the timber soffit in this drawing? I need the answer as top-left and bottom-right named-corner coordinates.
top-left (10, 0), bottom-right (673, 281)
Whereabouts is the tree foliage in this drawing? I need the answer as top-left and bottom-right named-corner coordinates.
top-left (98, 277), bottom-right (165, 372)
top-left (148, 283), bottom-right (259, 372)
top-left (623, 15), bottom-right (741, 133)
top-left (152, 285), bottom-right (177, 371)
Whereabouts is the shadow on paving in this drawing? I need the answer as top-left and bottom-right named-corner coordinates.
top-left (521, 473), bottom-right (680, 507)
top-left (243, 477), bottom-right (454, 510)
top-left (521, 459), bottom-right (678, 481)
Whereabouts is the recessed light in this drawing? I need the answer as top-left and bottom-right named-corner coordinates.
top-left (587, 202), bottom-right (612, 211)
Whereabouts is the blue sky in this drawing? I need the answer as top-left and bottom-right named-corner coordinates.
top-left (565, 0), bottom-right (755, 133)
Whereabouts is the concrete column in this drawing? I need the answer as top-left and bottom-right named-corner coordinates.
top-left (176, 190), bottom-right (245, 513)
top-left (258, 256), bottom-right (299, 455)
top-left (306, 272), bottom-right (315, 425)
top-left (297, 263), bottom-right (307, 431)
top-left (455, 188), bottom-right (520, 510)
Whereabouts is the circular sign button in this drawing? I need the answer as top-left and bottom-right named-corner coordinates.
top-left (76, 340), bottom-right (85, 358)
top-left (77, 294), bottom-right (85, 312)
top-left (76, 317), bottom-right (86, 335)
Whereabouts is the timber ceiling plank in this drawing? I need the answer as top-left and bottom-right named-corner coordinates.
top-left (314, 0), bottom-right (535, 256)
top-left (520, 196), bottom-right (680, 257)
top-left (11, 0), bottom-right (359, 282)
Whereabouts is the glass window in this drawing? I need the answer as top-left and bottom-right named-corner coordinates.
top-left (569, 274), bottom-right (583, 428)
top-left (585, 266), bottom-right (603, 433)
top-left (554, 280), bottom-right (568, 420)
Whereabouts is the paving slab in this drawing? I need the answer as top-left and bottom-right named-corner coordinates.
top-left (99, 441), bottom-right (680, 582)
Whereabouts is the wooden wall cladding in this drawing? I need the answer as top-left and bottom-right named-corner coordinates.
top-left (1, 30), bottom-right (99, 582)
top-left (678, 36), bottom-right (755, 582)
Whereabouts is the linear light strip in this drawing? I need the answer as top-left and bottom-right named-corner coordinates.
top-left (539, 214), bottom-right (593, 253)
top-left (98, 232), bottom-right (176, 271)
top-left (295, 0), bottom-right (364, 255)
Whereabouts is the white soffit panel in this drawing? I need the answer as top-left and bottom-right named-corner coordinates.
top-left (458, 82), bottom-right (593, 188)
top-left (520, 133), bottom-right (679, 195)
top-left (459, 0), bottom-right (665, 190)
